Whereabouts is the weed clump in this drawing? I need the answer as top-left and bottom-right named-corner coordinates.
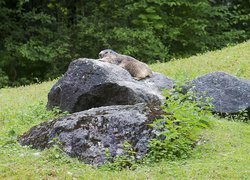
top-left (102, 141), bottom-right (139, 171)
top-left (147, 88), bottom-right (213, 162)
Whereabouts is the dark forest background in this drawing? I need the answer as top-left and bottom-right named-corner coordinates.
top-left (0, 0), bottom-right (249, 87)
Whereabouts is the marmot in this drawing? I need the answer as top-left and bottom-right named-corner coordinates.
top-left (98, 49), bottom-right (153, 80)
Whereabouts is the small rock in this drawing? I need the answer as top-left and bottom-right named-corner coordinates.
top-left (184, 72), bottom-right (250, 114)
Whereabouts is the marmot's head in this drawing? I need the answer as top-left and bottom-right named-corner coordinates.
top-left (98, 49), bottom-right (118, 58)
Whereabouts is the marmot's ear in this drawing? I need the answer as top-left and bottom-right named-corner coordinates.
top-left (111, 50), bottom-right (117, 54)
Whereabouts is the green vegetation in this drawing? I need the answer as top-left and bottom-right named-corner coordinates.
top-left (0, 0), bottom-right (249, 86)
top-left (0, 41), bottom-right (249, 179)
top-left (147, 89), bottom-right (213, 163)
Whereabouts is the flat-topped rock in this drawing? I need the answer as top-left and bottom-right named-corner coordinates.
top-left (47, 58), bottom-right (174, 113)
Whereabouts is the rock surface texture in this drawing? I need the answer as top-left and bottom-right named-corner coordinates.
top-left (19, 103), bottom-right (163, 165)
top-left (184, 72), bottom-right (250, 114)
top-left (47, 58), bottom-right (174, 113)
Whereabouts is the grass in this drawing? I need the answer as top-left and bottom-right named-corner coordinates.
top-left (151, 40), bottom-right (250, 81)
top-left (0, 41), bottom-right (250, 179)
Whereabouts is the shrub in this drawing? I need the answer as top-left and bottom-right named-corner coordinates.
top-left (146, 87), bottom-right (213, 162)
top-left (102, 141), bottom-right (139, 171)
top-left (0, 68), bottom-right (9, 88)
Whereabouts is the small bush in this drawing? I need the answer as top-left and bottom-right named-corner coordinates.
top-left (102, 141), bottom-right (139, 171)
top-left (146, 87), bottom-right (213, 162)
top-left (222, 110), bottom-right (250, 123)
top-left (0, 69), bottom-right (9, 88)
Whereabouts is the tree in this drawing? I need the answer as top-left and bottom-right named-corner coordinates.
top-left (0, 0), bottom-right (249, 87)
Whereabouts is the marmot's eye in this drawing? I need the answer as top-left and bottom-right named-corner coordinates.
top-left (105, 52), bottom-right (108, 54)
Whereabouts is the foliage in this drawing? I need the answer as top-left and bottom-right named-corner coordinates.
top-left (0, 0), bottom-right (249, 86)
top-left (221, 110), bottom-right (250, 123)
top-left (102, 141), bottom-right (139, 171)
top-left (0, 69), bottom-right (9, 88)
top-left (146, 88), bottom-right (213, 162)
top-left (211, 0), bottom-right (250, 37)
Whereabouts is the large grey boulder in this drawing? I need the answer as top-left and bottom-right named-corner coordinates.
top-left (47, 58), bottom-right (174, 113)
top-left (184, 72), bottom-right (250, 114)
top-left (19, 103), bottom-right (163, 165)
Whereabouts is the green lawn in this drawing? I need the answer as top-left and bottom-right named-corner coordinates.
top-left (151, 40), bottom-right (250, 81)
top-left (0, 41), bottom-right (250, 179)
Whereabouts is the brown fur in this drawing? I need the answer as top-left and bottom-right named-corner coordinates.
top-left (98, 49), bottom-right (152, 80)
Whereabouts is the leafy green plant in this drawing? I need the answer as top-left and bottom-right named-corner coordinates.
top-left (222, 110), bottom-right (250, 123)
top-left (44, 137), bottom-right (72, 162)
top-left (102, 141), bottom-right (139, 171)
top-left (147, 87), bottom-right (213, 162)
top-left (0, 69), bottom-right (9, 88)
